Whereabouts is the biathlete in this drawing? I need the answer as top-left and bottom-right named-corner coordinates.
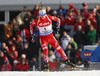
top-left (30, 7), bottom-right (75, 71)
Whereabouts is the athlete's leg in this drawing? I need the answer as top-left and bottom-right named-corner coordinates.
top-left (48, 36), bottom-right (68, 60)
top-left (40, 38), bottom-right (49, 63)
top-left (48, 36), bottom-right (76, 67)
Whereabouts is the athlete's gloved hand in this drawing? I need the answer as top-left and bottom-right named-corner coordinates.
top-left (31, 34), bottom-right (34, 40)
top-left (56, 26), bottom-right (60, 34)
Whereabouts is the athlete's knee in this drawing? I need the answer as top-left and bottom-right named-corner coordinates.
top-left (42, 46), bottom-right (48, 50)
top-left (56, 46), bottom-right (61, 50)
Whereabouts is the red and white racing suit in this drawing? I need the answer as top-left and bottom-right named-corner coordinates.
top-left (30, 15), bottom-right (68, 63)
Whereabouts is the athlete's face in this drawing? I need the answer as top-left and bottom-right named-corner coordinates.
top-left (40, 14), bottom-right (46, 19)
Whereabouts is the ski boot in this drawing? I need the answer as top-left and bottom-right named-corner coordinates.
top-left (65, 59), bottom-right (76, 67)
top-left (44, 63), bottom-right (49, 71)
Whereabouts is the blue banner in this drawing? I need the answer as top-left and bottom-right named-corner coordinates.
top-left (81, 46), bottom-right (100, 62)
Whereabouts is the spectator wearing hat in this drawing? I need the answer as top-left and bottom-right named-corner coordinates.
top-left (17, 54), bottom-right (29, 71)
top-left (80, 2), bottom-right (89, 23)
top-left (12, 60), bottom-right (19, 71)
top-left (67, 3), bottom-right (78, 16)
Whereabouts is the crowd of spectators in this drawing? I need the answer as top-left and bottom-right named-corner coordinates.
top-left (0, 2), bottom-right (100, 71)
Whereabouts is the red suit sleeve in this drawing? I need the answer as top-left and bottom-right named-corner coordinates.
top-left (48, 15), bottom-right (61, 28)
top-left (29, 18), bottom-right (38, 35)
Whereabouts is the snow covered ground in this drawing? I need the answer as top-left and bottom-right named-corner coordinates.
top-left (0, 70), bottom-right (100, 76)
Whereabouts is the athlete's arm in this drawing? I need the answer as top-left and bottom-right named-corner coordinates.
top-left (29, 18), bottom-right (38, 35)
top-left (48, 15), bottom-right (60, 28)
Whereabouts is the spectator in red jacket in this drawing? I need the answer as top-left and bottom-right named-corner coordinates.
top-left (65, 11), bottom-right (76, 36)
top-left (1, 60), bottom-right (12, 71)
top-left (66, 11), bottom-right (76, 25)
top-left (67, 3), bottom-right (78, 16)
top-left (17, 54), bottom-right (29, 71)
top-left (87, 13), bottom-right (98, 32)
top-left (80, 4), bottom-right (89, 23)
top-left (7, 46), bottom-right (18, 60)
top-left (49, 59), bottom-right (58, 71)
top-left (75, 47), bottom-right (83, 59)
top-left (16, 25), bottom-right (30, 50)
top-left (74, 16), bottom-right (85, 32)
top-left (0, 51), bottom-right (9, 64)
top-left (8, 39), bottom-right (16, 52)
top-left (31, 4), bottom-right (39, 19)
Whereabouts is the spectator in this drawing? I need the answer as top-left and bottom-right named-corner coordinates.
top-left (67, 3), bottom-right (78, 16)
top-left (95, 5), bottom-right (100, 38)
top-left (0, 51), bottom-right (9, 69)
top-left (49, 50), bottom-right (56, 62)
top-left (85, 20), bottom-right (92, 35)
top-left (8, 39), bottom-right (16, 51)
top-left (1, 42), bottom-right (8, 56)
top-left (70, 38), bottom-right (78, 50)
top-left (22, 44), bottom-right (32, 60)
top-left (75, 59), bottom-right (84, 68)
top-left (61, 31), bottom-right (71, 50)
top-left (4, 22), bottom-right (13, 38)
top-left (87, 26), bottom-right (96, 45)
top-left (49, 59), bottom-right (58, 71)
top-left (12, 18), bottom-right (19, 37)
top-left (73, 26), bottom-right (85, 47)
top-left (80, 2), bottom-right (89, 22)
top-left (65, 11), bottom-right (76, 36)
top-left (65, 43), bottom-right (76, 63)
top-left (59, 14), bottom-right (66, 37)
top-left (23, 9), bottom-right (34, 29)
top-left (57, 4), bottom-right (66, 16)
top-left (31, 4), bottom-right (39, 19)
top-left (75, 47), bottom-right (83, 59)
top-left (87, 13), bottom-right (98, 32)
top-left (18, 6), bottom-right (28, 21)
top-left (7, 46), bottom-right (18, 60)
top-left (16, 16), bottom-right (23, 26)
top-left (74, 16), bottom-right (85, 32)
top-left (46, 6), bottom-right (53, 15)
top-left (16, 25), bottom-right (31, 50)
top-left (1, 60), bottom-right (12, 71)
top-left (12, 60), bottom-right (19, 71)
top-left (17, 54), bottom-right (29, 71)
top-left (30, 57), bottom-right (39, 71)
top-left (52, 10), bottom-right (58, 17)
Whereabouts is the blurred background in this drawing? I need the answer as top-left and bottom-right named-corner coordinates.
top-left (0, 0), bottom-right (100, 71)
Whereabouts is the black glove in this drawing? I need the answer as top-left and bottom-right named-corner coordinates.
top-left (56, 27), bottom-right (60, 34)
top-left (31, 34), bottom-right (34, 40)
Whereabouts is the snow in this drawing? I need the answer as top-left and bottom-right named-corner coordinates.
top-left (0, 70), bottom-right (100, 76)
